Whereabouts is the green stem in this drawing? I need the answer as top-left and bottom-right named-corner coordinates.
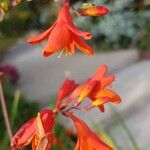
top-left (10, 90), bottom-right (20, 127)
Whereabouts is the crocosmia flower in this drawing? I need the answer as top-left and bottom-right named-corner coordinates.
top-left (28, 2), bottom-right (94, 57)
top-left (11, 109), bottom-right (55, 150)
top-left (77, 3), bottom-right (109, 17)
top-left (65, 65), bottom-right (121, 112)
top-left (66, 112), bottom-right (112, 150)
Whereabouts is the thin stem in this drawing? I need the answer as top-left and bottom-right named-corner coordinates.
top-left (11, 90), bottom-right (20, 127)
top-left (109, 105), bottom-right (140, 150)
top-left (0, 73), bottom-right (14, 143)
top-left (64, 106), bottom-right (81, 112)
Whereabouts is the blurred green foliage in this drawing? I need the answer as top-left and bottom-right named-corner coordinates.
top-left (0, 35), bottom-right (17, 56)
top-left (137, 23), bottom-right (150, 50)
top-left (0, 0), bottom-right (10, 12)
top-left (0, 1), bottom-right (42, 56)
top-left (75, 0), bottom-right (150, 51)
top-left (0, 1), bottom-right (40, 35)
top-left (0, 79), bottom-right (39, 149)
top-left (52, 123), bottom-right (75, 150)
top-left (107, 105), bottom-right (140, 150)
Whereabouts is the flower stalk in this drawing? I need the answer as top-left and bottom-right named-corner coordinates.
top-left (0, 72), bottom-right (14, 145)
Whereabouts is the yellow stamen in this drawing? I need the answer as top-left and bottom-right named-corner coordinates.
top-left (92, 99), bottom-right (104, 106)
top-left (65, 48), bottom-right (72, 56)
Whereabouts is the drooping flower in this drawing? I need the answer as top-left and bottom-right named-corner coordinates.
top-left (28, 2), bottom-right (94, 57)
top-left (66, 112), bottom-right (112, 150)
top-left (11, 109), bottom-right (56, 150)
top-left (65, 65), bottom-right (121, 112)
top-left (77, 3), bottom-right (109, 17)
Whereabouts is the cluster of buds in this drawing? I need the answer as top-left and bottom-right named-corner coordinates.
top-left (10, 0), bottom-right (121, 150)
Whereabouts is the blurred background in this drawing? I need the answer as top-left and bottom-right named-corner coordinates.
top-left (0, 0), bottom-right (150, 150)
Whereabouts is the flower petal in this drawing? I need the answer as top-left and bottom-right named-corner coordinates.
top-left (66, 39), bottom-right (75, 55)
top-left (94, 89), bottom-right (121, 104)
top-left (39, 109), bottom-right (54, 133)
top-left (37, 134), bottom-right (55, 150)
top-left (58, 79), bottom-right (77, 101)
top-left (98, 105), bottom-right (105, 112)
top-left (28, 23), bottom-right (56, 45)
top-left (43, 24), bottom-right (71, 57)
top-left (32, 135), bottom-right (40, 150)
top-left (36, 113), bottom-right (45, 137)
top-left (78, 5), bottom-right (109, 17)
top-left (74, 138), bottom-right (80, 150)
top-left (91, 65), bottom-right (107, 81)
top-left (84, 99), bottom-right (106, 112)
top-left (88, 134), bottom-right (112, 150)
top-left (59, 2), bottom-right (92, 40)
top-left (100, 75), bottom-right (115, 89)
top-left (55, 79), bottom-right (78, 110)
top-left (28, 1), bottom-right (94, 57)
top-left (66, 113), bottom-right (112, 150)
top-left (90, 65), bottom-right (115, 88)
top-left (78, 81), bottom-right (99, 102)
top-left (85, 6), bottom-right (109, 16)
top-left (92, 98), bottom-right (109, 106)
top-left (65, 84), bottom-right (85, 105)
top-left (66, 23), bottom-right (92, 40)
top-left (73, 35), bottom-right (94, 56)
top-left (11, 118), bottom-right (36, 148)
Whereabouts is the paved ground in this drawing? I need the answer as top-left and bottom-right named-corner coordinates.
top-left (3, 43), bottom-right (138, 102)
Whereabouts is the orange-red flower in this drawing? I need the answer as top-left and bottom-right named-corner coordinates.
top-left (28, 2), bottom-right (94, 57)
top-left (54, 79), bottom-right (78, 111)
top-left (77, 3), bottom-right (109, 17)
top-left (11, 109), bottom-right (55, 150)
top-left (65, 65), bottom-right (121, 112)
top-left (66, 112), bottom-right (112, 150)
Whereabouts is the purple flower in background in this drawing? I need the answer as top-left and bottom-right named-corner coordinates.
top-left (0, 64), bottom-right (20, 82)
